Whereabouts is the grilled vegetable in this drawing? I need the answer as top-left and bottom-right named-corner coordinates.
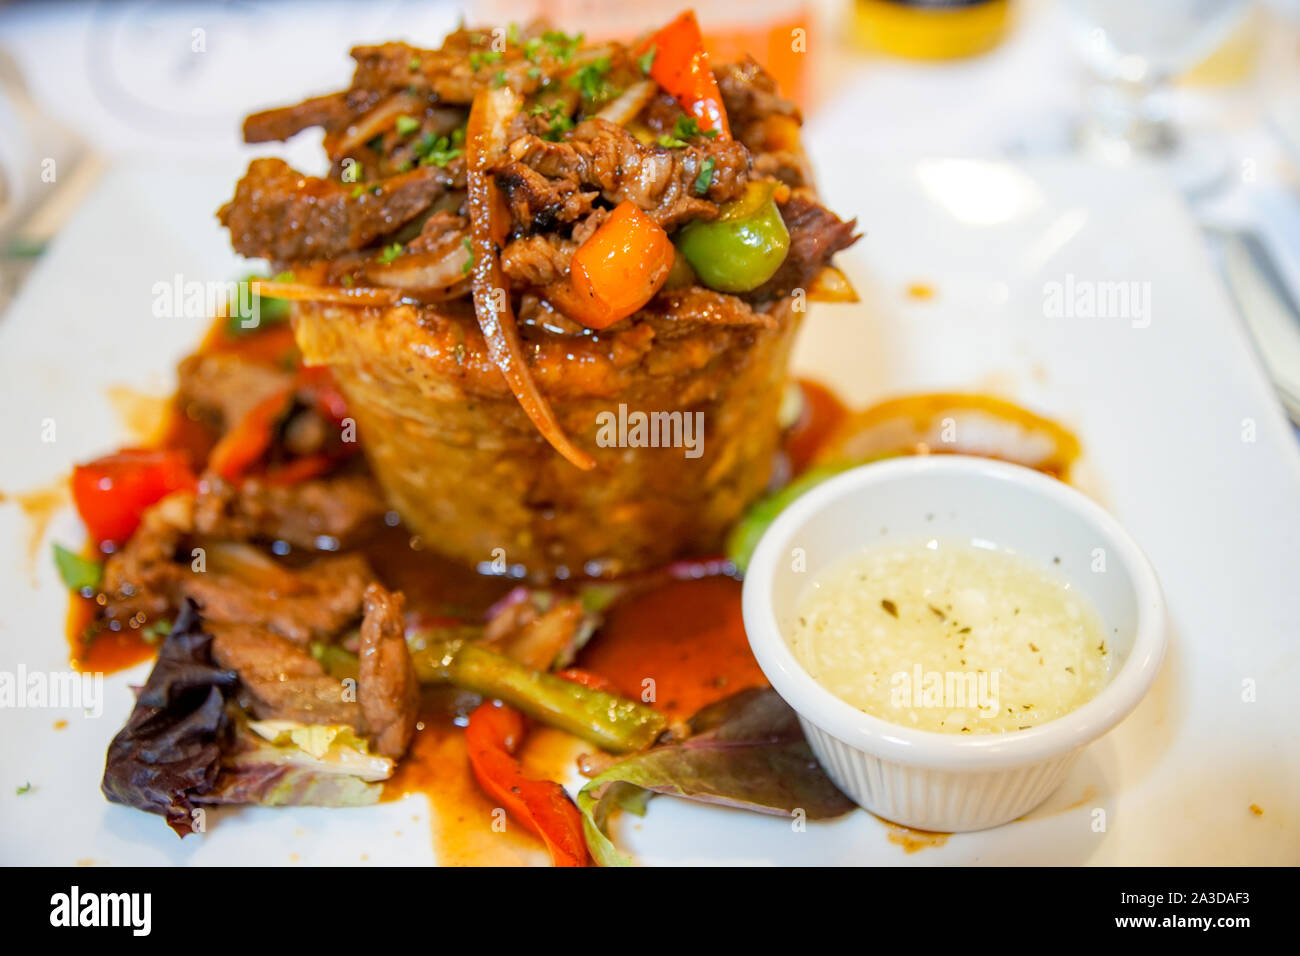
top-left (547, 201), bottom-right (674, 329)
top-left (465, 701), bottom-right (588, 867)
top-left (639, 11), bottom-right (731, 139)
top-left (676, 181), bottom-right (790, 293)
top-left (408, 635), bottom-right (667, 753)
top-left (71, 448), bottom-right (197, 547)
top-left (53, 543), bottom-right (102, 592)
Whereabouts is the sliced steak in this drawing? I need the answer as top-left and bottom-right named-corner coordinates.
top-left (185, 552), bottom-right (374, 646)
top-left (714, 56), bottom-right (800, 146)
top-left (500, 233), bottom-right (575, 287)
top-left (749, 194), bottom-right (859, 302)
top-left (218, 157), bottom-right (454, 261)
top-left (494, 161), bottom-right (597, 233)
top-left (357, 584), bottom-right (418, 759)
top-left (210, 622), bottom-right (360, 726)
top-left (193, 472), bottom-right (387, 550)
top-left (507, 119), bottom-right (751, 229)
top-left (243, 92), bottom-right (352, 143)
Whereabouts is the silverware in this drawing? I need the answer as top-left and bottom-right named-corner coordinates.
top-left (1214, 227), bottom-right (1300, 424)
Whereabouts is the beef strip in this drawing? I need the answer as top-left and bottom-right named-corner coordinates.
top-left (646, 287), bottom-right (775, 331)
top-left (218, 157), bottom-right (454, 261)
top-left (243, 92), bottom-right (353, 143)
top-left (101, 492), bottom-right (193, 624)
top-left (357, 584), bottom-right (418, 759)
top-left (714, 56), bottom-right (801, 147)
top-left (210, 622), bottom-right (359, 726)
top-left (748, 193), bottom-right (859, 302)
top-left (102, 486), bottom-right (377, 643)
top-left (500, 233), bottom-right (575, 287)
top-left (193, 472), bottom-right (387, 550)
top-left (185, 552), bottom-right (373, 646)
top-left (507, 119), bottom-right (751, 229)
top-left (494, 161), bottom-right (597, 233)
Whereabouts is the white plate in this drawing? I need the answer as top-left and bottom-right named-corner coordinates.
top-left (1, 154), bottom-right (1298, 865)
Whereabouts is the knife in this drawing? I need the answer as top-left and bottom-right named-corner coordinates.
top-left (1217, 229), bottom-right (1300, 425)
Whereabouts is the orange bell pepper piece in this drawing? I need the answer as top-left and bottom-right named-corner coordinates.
top-left (552, 201), bottom-right (674, 330)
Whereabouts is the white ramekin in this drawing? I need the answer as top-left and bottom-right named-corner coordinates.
top-left (742, 455), bottom-right (1166, 832)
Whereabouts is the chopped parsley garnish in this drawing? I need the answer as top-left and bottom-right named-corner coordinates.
top-left (526, 66), bottom-right (542, 81)
top-left (492, 69), bottom-right (508, 89)
top-left (657, 116), bottom-right (719, 149)
top-left (507, 23), bottom-right (521, 45)
top-left (394, 114), bottom-right (421, 136)
top-left (638, 44), bottom-right (657, 74)
top-left (414, 130), bottom-right (463, 167)
top-left (378, 242), bottom-right (404, 264)
top-left (408, 56), bottom-right (422, 72)
top-left (675, 115), bottom-right (718, 140)
top-left (693, 157), bottom-right (717, 196)
top-left (542, 29), bottom-right (583, 64)
top-left (461, 237), bottom-right (475, 275)
top-left (350, 184), bottom-right (367, 199)
top-left (468, 49), bottom-right (503, 71)
top-left (532, 101), bottom-right (574, 141)
top-left (568, 57), bottom-right (615, 103)
top-left (16, 782), bottom-right (32, 796)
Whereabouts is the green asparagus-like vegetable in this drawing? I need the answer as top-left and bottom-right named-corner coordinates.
top-left (409, 635), bottom-right (667, 753)
top-left (725, 453), bottom-right (900, 573)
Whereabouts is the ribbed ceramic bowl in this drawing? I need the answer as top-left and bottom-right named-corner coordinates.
top-left (741, 456), bottom-right (1166, 832)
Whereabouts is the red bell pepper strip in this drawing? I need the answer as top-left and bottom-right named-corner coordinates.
top-left (206, 386), bottom-right (296, 482)
top-left (465, 700), bottom-right (589, 867)
top-left (640, 11), bottom-right (731, 140)
top-left (71, 448), bottom-right (197, 547)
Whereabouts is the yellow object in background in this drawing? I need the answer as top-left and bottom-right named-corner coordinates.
top-left (852, 0), bottom-right (1012, 60)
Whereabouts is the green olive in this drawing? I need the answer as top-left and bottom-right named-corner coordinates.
top-left (676, 181), bottom-right (790, 293)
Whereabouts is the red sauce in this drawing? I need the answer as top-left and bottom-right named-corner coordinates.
top-left (787, 378), bottom-right (849, 475)
top-left (578, 576), bottom-right (767, 721)
top-left (69, 594), bottom-right (157, 674)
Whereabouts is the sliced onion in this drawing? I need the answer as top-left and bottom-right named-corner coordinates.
top-left (200, 539), bottom-right (304, 592)
top-left (466, 87), bottom-right (595, 471)
top-left (251, 280), bottom-right (400, 308)
top-left (328, 90), bottom-right (423, 160)
top-left (363, 240), bottom-right (471, 291)
top-left (595, 79), bottom-right (658, 128)
top-left (805, 265), bottom-right (859, 303)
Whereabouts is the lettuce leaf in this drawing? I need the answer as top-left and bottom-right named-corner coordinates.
top-left (244, 720), bottom-right (394, 780)
top-left (102, 602), bottom-right (390, 833)
top-left (101, 600), bottom-right (240, 836)
top-left (577, 688), bottom-right (856, 866)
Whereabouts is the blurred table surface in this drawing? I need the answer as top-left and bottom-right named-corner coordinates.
top-left (1, 0), bottom-right (1298, 438)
